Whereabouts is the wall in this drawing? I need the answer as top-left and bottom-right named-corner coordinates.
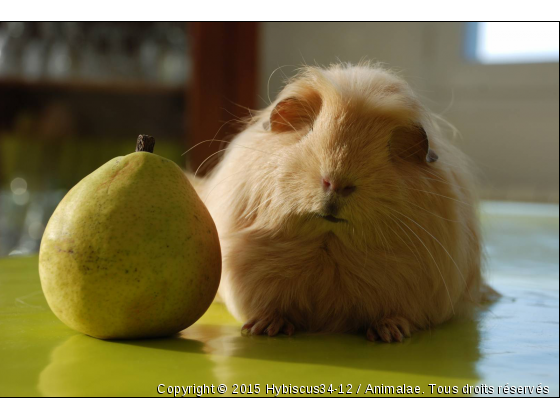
top-left (260, 22), bottom-right (559, 203)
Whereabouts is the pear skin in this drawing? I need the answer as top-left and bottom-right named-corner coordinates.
top-left (39, 138), bottom-right (221, 339)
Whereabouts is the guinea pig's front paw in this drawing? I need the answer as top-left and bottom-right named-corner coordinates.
top-left (241, 316), bottom-right (295, 337)
top-left (366, 317), bottom-right (412, 343)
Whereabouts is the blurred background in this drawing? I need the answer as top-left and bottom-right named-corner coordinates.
top-left (0, 22), bottom-right (558, 257)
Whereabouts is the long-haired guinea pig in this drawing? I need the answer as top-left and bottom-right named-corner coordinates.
top-left (190, 62), bottom-right (485, 342)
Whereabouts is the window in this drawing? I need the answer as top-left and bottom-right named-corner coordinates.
top-left (466, 22), bottom-right (559, 65)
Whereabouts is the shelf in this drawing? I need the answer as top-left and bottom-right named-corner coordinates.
top-left (0, 77), bottom-right (186, 95)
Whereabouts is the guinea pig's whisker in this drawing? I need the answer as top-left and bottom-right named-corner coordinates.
top-left (397, 139), bottom-right (433, 161)
top-left (193, 146), bottom-right (281, 177)
top-left (182, 139), bottom-right (279, 158)
top-left (182, 139), bottom-right (217, 155)
top-left (209, 118), bottom-right (241, 150)
top-left (275, 112), bottom-right (300, 135)
top-left (415, 166), bottom-right (448, 182)
top-left (198, 152), bottom-right (224, 174)
top-left (301, 101), bottom-right (318, 123)
top-left (225, 98), bottom-right (257, 117)
top-left (376, 222), bottom-right (393, 276)
top-left (401, 175), bottom-right (470, 192)
top-left (382, 220), bottom-right (400, 259)
top-left (372, 223), bottom-right (386, 254)
top-left (392, 210), bottom-right (474, 303)
top-left (383, 217), bottom-right (423, 269)
top-left (386, 212), bottom-right (455, 315)
top-left (221, 105), bottom-right (255, 124)
top-left (267, 64), bottom-right (295, 105)
top-left (404, 200), bottom-right (461, 223)
top-left (188, 118), bottom-right (241, 156)
top-left (399, 186), bottom-right (472, 206)
top-left (385, 212), bottom-right (431, 279)
top-left (194, 150), bottom-right (228, 177)
top-left (360, 229), bottom-right (369, 270)
top-left (391, 209), bottom-right (467, 287)
top-left (180, 122), bottom-right (237, 158)
top-left (377, 223), bottom-right (392, 257)
top-left (244, 196), bottom-right (274, 219)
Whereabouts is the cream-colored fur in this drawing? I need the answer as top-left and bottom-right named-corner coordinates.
top-left (189, 63), bottom-right (483, 342)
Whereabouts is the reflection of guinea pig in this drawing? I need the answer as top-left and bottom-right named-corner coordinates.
top-left (191, 63), bottom-right (485, 342)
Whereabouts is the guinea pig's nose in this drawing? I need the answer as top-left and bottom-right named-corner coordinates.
top-left (322, 178), bottom-right (356, 197)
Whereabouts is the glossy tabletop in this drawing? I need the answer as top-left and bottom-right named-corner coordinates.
top-left (1, 202), bottom-right (558, 397)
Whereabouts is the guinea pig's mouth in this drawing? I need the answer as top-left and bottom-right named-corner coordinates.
top-left (319, 214), bottom-right (347, 224)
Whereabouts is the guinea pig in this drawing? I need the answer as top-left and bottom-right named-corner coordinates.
top-left (189, 62), bottom-right (486, 342)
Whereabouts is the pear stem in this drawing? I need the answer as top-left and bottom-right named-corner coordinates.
top-left (135, 135), bottom-right (155, 153)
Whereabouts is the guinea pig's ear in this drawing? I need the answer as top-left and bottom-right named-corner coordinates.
top-left (389, 124), bottom-right (439, 164)
top-left (269, 95), bottom-right (320, 133)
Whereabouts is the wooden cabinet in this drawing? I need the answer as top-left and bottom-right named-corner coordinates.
top-left (190, 22), bottom-right (258, 174)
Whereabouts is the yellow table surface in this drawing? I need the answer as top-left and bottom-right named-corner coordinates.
top-left (0, 202), bottom-right (558, 397)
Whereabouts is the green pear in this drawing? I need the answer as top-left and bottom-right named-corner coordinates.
top-left (39, 135), bottom-right (221, 339)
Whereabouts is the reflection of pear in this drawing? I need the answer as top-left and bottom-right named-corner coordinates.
top-left (39, 136), bottom-right (221, 339)
top-left (38, 334), bottom-right (218, 397)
